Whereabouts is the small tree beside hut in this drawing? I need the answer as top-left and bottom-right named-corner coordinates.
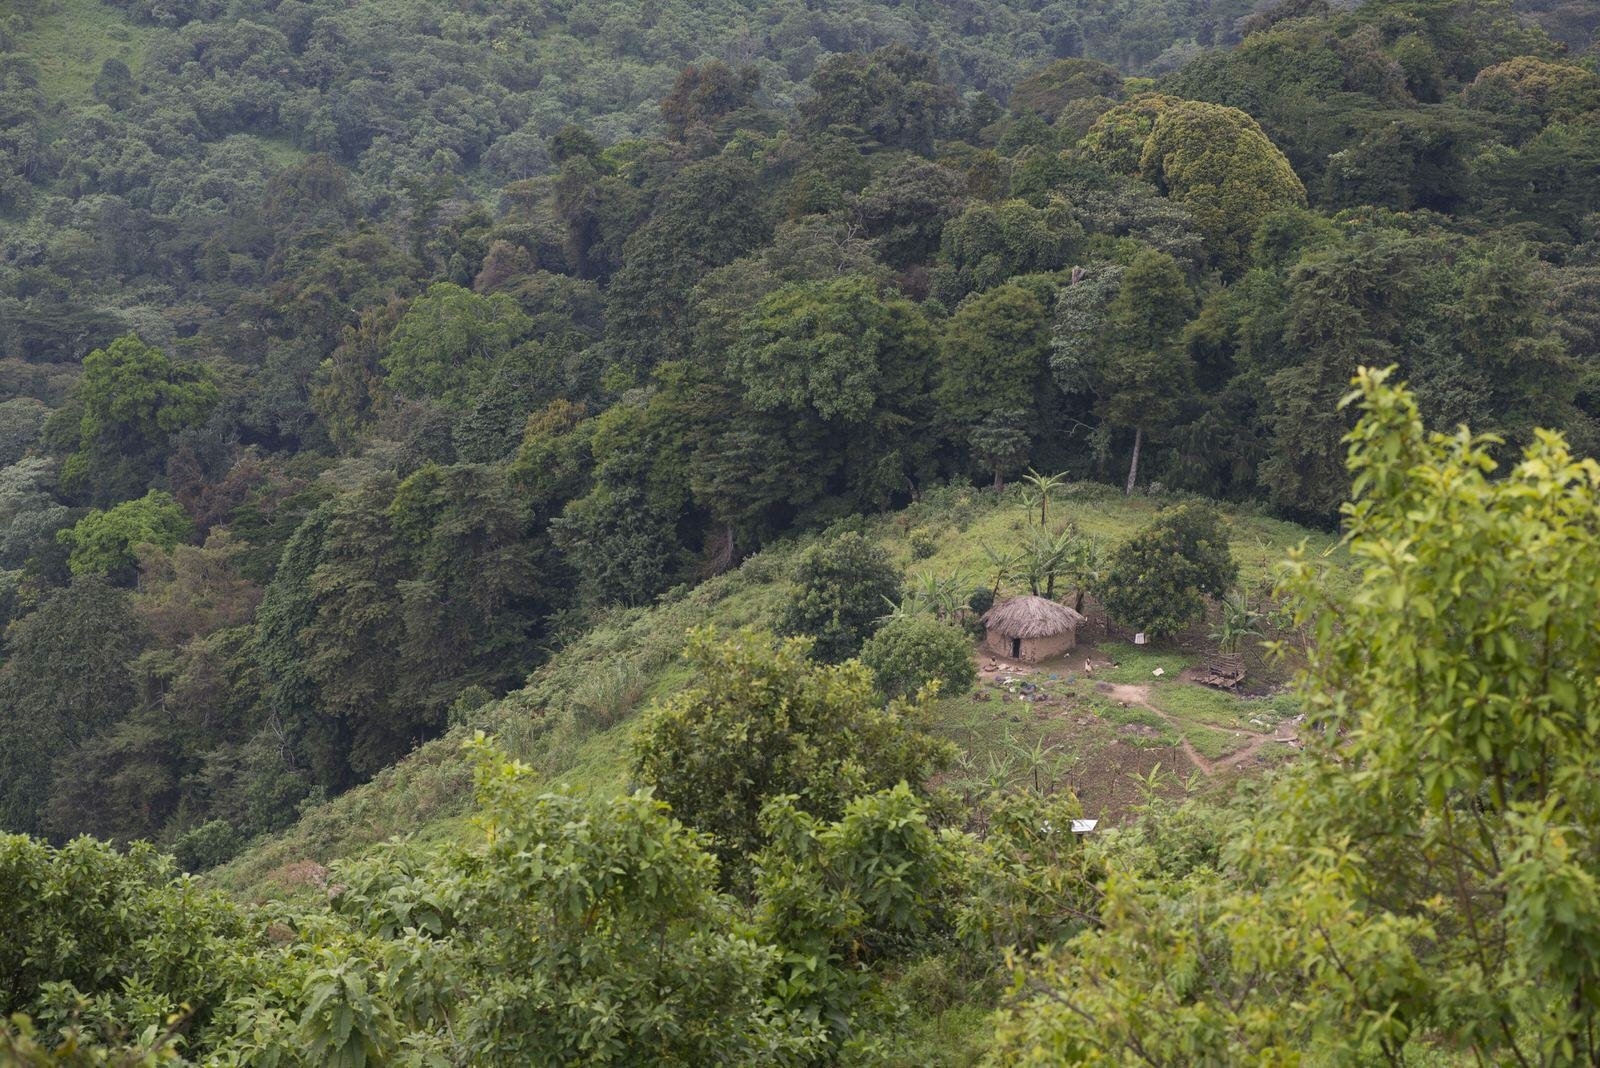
top-left (1095, 503), bottom-right (1237, 638)
top-left (780, 531), bottom-right (902, 662)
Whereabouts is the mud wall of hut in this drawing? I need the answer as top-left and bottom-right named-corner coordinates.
top-left (984, 629), bottom-right (1076, 662)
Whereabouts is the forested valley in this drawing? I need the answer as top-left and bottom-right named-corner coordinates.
top-left (3, 0), bottom-right (1600, 1061)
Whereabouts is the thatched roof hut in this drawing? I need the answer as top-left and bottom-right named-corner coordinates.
top-left (981, 596), bottom-right (1086, 662)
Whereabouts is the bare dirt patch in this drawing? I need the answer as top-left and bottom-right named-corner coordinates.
top-left (1090, 680), bottom-right (1297, 778)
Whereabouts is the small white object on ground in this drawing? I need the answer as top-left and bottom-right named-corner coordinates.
top-left (1152, 667), bottom-right (1165, 677)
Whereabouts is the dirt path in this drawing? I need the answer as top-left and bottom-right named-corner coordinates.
top-left (1096, 682), bottom-right (1295, 777)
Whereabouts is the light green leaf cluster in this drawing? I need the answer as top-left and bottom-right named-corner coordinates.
top-left (860, 614), bottom-right (976, 700)
top-left (1084, 94), bottom-right (1306, 272)
top-left (57, 490), bottom-right (191, 580)
top-left (632, 625), bottom-right (954, 879)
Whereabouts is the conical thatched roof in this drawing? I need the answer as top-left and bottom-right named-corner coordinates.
top-left (981, 596), bottom-right (1086, 639)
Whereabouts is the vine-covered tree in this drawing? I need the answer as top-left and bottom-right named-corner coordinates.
top-left (0, 579), bottom-right (143, 834)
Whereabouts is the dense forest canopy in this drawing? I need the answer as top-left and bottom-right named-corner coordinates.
top-left (3, 0), bottom-right (1600, 1059)
top-left (2, 0), bottom-right (1596, 871)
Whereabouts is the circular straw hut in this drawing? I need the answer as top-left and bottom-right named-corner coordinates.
top-left (980, 596), bottom-right (1086, 663)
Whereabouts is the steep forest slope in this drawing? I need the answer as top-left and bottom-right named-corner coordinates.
top-left (3, 0), bottom-right (1600, 1060)
top-left (0, 0), bottom-right (1593, 869)
top-left (2, 0), bottom-right (1595, 859)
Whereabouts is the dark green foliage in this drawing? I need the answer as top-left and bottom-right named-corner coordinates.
top-left (934, 199), bottom-right (1083, 304)
top-left (293, 480), bottom-right (414, 781)
top-left (552, 483), bottom-right (684, 606)
top-left (1010, 59), bottom-right (1127, 121)
top-left (91, 58), bottom-right (134, 110)
top-left (1095, 503), bottom-right (1238, 636)
top-left (1246, 230), bottom-right (1580, 514)
top-left (255, 503), bottom-right (338, 787)
top-left (171, 818), bottom-right (244, 872)
top-left (1052, 249), bottom-right (1197, 492)
top-left (250, 460), bottom-right (559, 791)
top-left (40, 711), bottom-right (183, 845)
top-left (801, 45), bottom-right (959, 154)
top-left (967, 412), bottom-right (1033, 491)
top-left (0, 460), bottom-right (71, 571)
top-left (938, 275), bottom-right (1058, 479)
top-left (603, 153), bottom-right (774, 368)
top-left (0, 579), bottom-right (143, 835)
top-left (2, 2), bottom-right (1600, 1063)
top-left (5, 12), bottom-right (1600, 1047)
top-left (60, 336), bottom-right (217, 504)
top-left (660, 61), bottom-right (762, 141)
top-left (1100, 250), bottom-right (1197, 491)
top-left (382, 284), bottom-right (532, 408)
top-left (294, 465), bottom-right (549, 782)
top-left (312, 301), bottom-right (402, 454)
top-left (1473, 120), bottom-right (1600, 241)
top-left (450, 345), bottom-right (551, 464)
top-left (779, 531), bottom-right (903, 663)
top-left (860, 615), bottom-right (978, 699)
top-left (0, 397), bottom-right (47, 466)
top-left (725, 275), bottom-right (940, 517)
top-left (632, 628), bottom-right (954, 879)
top-left (854, 158), bottom-right (965, 268)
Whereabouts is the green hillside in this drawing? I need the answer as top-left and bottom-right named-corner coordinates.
top-left (210, 482), bottom-right (1338, 899)
top-left (4, 0), bottom-right (1600, 1061)
top-left (14, 0), bottom-right (151, 100)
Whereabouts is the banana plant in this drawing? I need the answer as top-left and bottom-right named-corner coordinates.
top-left (1209, 590), bottom-right (1263, 656)
top-left (980, 541), bottom-right (1025, 599)
top-left (1018, 469), bottom-right (1069, 528)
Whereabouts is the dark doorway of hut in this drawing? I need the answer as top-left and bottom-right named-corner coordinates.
top-left (1010, 638), bottom-right (1021, 658)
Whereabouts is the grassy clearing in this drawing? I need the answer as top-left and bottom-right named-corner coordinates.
top-left (1253, 741), bottom-right (1303, 765)
top-left (1094, 640), bottom-right (1199, 683)
top-left (1186, 724), bottom-right (1254, 761)
top-left (1077, 680), bottom-right (1255, 761)
top-left (892, 482), bottom-right (1345, 600)
top-left (1152, 683), bottom-right (1299, 731)
top-left (18, 0), bottom-right (152, 101)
